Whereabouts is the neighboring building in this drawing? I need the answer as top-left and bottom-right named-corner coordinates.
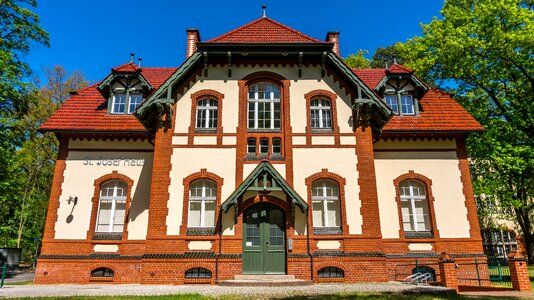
top-left (36, 15), bottom-right (485, 284)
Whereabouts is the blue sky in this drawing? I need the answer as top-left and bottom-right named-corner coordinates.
top-left (27, 0), bottom-right (444, 83)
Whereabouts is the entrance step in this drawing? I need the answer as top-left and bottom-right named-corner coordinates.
top-left (218, 274), bottom-right (313, 286)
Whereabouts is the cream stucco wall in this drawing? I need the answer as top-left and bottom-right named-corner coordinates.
top-left (374, 139), bottom-right (456, 150)
top-left (173, 66), bottom-right (355, 136)
top-left (374, 151), bottom-right (470, 239)
top-left (55, 144), bottom-right (153, 240)
top-left (167, 148), bottom-right (236, 235)
top-left (293, 148), bottom-right (361, 234)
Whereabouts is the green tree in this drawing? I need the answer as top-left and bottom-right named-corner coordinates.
top-left (370, 44), bottom-right (406, 69)
top-left (344, 49), bottom-right (371, 69)
top-left (398, 0), bottom-right (533, 262)
top-left (0, 0), bottom-right (49, 117)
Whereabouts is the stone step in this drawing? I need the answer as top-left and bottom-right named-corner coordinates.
top-left (218, 274), bottom-right (313, 286)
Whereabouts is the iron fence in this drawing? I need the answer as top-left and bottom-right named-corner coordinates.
top-left (456, 258), bottom-right (512, 288)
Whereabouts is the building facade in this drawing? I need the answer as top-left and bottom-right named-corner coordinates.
top-left (36, 16), bottom-right (485, 284)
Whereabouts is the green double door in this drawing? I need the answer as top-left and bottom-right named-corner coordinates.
top-left (242, 203), bottom-right (286, 274)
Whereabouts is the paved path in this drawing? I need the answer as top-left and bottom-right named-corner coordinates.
top-left (0, 282), bottom-right (451, 299)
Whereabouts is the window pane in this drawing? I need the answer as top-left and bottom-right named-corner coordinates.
top-left (188, 201), bottom-right (201, 227)
top-left (128, 94), bottom-right (143, 114)
top-left (385, 95), bottom-right (398, 114)
top-left (272, 138), bottom-right (281, 155)
top-left (204, 200), bottom-right (216, 227)
top-left (96, 200), bottom-right (111, 232)
top-left (247, 138), bottom-right (256, 154)
top-left (112, 94), bottom-right (126, 114)
top-left (312, 201), bottom-right (324, 227)
top-left (260, 139), bottom-right (269, 155)
top-left (248, 83), bottom-right (281, 129)
top-left (311, 109), bottom-right (320, 128)
top-left (400, 95), bottom-right (414, 114)
top-left (326, 200), bottom-right (341, 227)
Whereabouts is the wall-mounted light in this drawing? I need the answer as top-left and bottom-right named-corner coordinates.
top-left (67, 196), bottom-right (78, 206)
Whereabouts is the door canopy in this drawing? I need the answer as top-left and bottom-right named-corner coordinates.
top-left (221, 161), bottom-right (307, 213)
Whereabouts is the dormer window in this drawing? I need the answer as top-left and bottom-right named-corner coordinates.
top-left (111, 92), bottom-right (143, 115)
top-left (384, 94), bottom-right (415, 115)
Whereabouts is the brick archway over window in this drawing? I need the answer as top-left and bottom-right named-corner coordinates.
top-left (180, 169), bottom-right (224, 236)
top-left (305, 169), bottom-right (348, 235)
top-left (393, 170), bottom-right (440, 239)
top-left (87, 171), bottom-right (134, 241)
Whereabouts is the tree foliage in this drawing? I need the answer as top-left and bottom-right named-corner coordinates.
top-left (0, 0), bottom-right (49, 117)
top-left (397, 0), bottom-right (534, 262)
top-left (344, 49), bottom-right (371, 69)
top-left (369, 45), bottom-right (405, 68)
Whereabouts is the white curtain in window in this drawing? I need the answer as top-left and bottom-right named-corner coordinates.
top-left (312, 179), bottom-right (340, 228)
top-left (399, 180), bottom-right (430, 232)
top-left (188, 179), bottom-right (216, 228)
top-left (96, 180), bottom-right (128, 233)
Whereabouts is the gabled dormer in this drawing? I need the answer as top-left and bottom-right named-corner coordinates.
top-left (98, 59), bottom-right (154, 115)
top-left (375, 64), bottom-right (428, 116)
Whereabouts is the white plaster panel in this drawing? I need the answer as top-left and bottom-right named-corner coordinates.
top-left (292, 148), bottom-right (361, 234)
top-left (56, 151), bottom-right (153, 240)
top-left (408, 243), bottom-right (433, 251)
top-left (374, 139), bottom-right (456, 150)
top-left (292, 136), bottom-right (306, 145)
top-left (311, 136), bottom-right (335, 145)
top-left (69, 139), bottom-right (153, 150)
top-left (172, 136), bottom-right (188, 145)
top-left (167, 148), bottom-right (236, 235)
top-left (93, 244), bottom-right (119, 252)
top-left (222, 210), bottom-right (235, 236)
top-left (374, 151), bottom-right (470, 239)
top-left (188, 241), bottom-right (212, 250)
top-left (340, 136), bottom-right (356, 145)
top-left (223, 136), bottom-right (237, 145)
top-left (317, 240), bottom-right (341, 250)
top-left (194, 136), bottom-right (217, 145)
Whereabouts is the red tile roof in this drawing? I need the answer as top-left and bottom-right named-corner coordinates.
top-left (386, 64), bottom-right (413, 74)
top-left (353, 68), bottom-right (386, 90)
top-left (381, 89), bottom-right (484, 132)
top-left (40, 67), bottom-right (175, 133)
top-left (206, 17), bottom-right (324, 44)
top-left (112, 62), bottom-right (140, 73)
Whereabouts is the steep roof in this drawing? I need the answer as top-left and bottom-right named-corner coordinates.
top-left (205, 17), bottom-right (324, 44)
top-left (40, 67), bottom-right (176, 134)
top-left (386, 64), bottom-right (413, 74)
top-left (112, 62), bottom-right (141, 73)
top-left (353, 68), bottom-right (386, 90)
top-left (382, 89), bottom-right (484, 133)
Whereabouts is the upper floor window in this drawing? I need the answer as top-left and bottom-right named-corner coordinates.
top-left (196, 98), bottom-right (218, 130)
top-left (312, 179), bottom-right (341, 229)
top-left (384, 94), bottom-right (415, 115)
top-left (96, 180), bottom-right (127, 233)
top-left (399, 180), bottom-right (431, 233)
top-left (246, 137), bottom-right (282, 160)
top-left (310, 98), bottom-right (332, 129)
top-left (188, 179), bottom-right (216, 228)
top-left (111, 93), bottom-right (143, 115)
top-left (248, 83), bottom-right (281, 130)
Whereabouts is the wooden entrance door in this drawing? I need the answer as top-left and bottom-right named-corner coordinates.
top-left (242, 203), bottom-right (286, 274)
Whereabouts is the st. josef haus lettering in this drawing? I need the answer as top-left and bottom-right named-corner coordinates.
top-left (83, 157), bottom-right (145, 167)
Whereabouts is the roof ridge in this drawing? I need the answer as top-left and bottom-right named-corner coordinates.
top-left (206, 16), bottom-right (322, 43)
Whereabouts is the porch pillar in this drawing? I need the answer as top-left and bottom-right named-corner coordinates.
top-left (439, 252), bottom-right (458, 291)
top-left (507, 250), bottom-right (531, 291)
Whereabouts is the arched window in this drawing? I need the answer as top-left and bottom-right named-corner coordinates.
top-left (310, 98), bottom-right (332, 129)
top-left (312, 179), bottom-right (341, 228)
top-left (318, 267), bottom-right (344, 278)
top-left (188, 179), bottom-right (216, 228)
top-left (185, 267), bottom-right (212, 278)
top-left (196, 98), bottom-right (218, 129)
top-left (91, 267), bottom-right (114, 277)
top-left (96, 180), bottom-right (127, 233)
top-left (399, 180), bottom-right (431, 233)
top-left (248, 83), bottom-right (281, 130)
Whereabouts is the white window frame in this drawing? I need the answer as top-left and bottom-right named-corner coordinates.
top-left (188, 180), bottom-right (216, 228)
top-left (310, 98), bottom-right (332, 129)
top-left (384, 94), bottom-right (415, 115)
top-left (400, 180), bottom-right (430, 232)
top-left (96, 180), bottom-right (127, 233)
top-left (128, 93), bottom-right (143, 114)
top-left (312, 179), bottom-right (341, 228)
top-left (196, 98), bottom-right (218, 129)
top-left (248, 83), bottom-right (281, 130)
top-left (111, 93), bottom-right (127, 114)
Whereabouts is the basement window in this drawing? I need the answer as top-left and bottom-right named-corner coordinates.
top-left (185, 268), bottom-right (212, 278)
top-left (91, 267), bottom-right (114, 277)
top-left (318, 267), bottom-right (344, 278)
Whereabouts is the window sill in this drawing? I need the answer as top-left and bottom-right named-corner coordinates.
top-left (311, 129), bottom-right (334, 134)
top-left (404, 231), bottom-right (434, 239)
top-left (313, 227), bottom-right (342, 235)
top-left (194, 129), bottom-right (217, 134)
top-left (92, 232), bottom-right (123, 241)
top-left (247, 129), bottom-right (282, 133)
top-left (186, 228), bottom-right (216, 236)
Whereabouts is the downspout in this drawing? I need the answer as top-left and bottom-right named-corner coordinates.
top-left (215, 207), bottom-right (222, 283)
top-left (306, 209), bottom-right (314, 282)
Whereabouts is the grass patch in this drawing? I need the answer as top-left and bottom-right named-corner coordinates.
top-left (3, 280), bottom-right (34, 286)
